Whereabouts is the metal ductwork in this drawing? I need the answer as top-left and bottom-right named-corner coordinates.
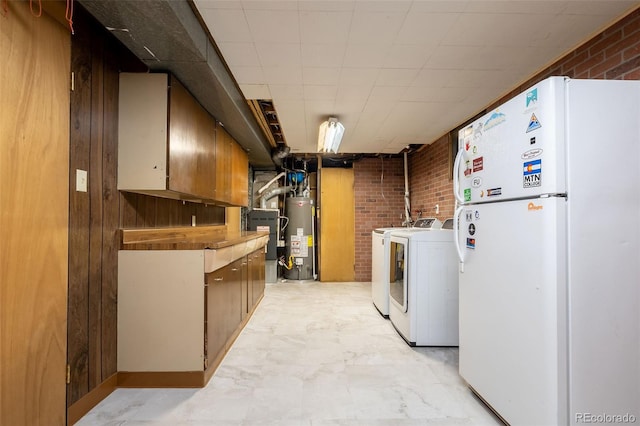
top-left (260, 186), bottom-right (294, 209)
top-left (78, 0), bottom-right (275, 169)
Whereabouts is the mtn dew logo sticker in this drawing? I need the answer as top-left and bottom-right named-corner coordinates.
top-left (464, 188), bottom-right (471, 202)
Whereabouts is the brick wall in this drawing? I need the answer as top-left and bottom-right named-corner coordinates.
top-left (351, 7), bottom-right (639, 282)
top-left (408, 134), bottom-right (456, 224)
top-left (353, 156), bottom-right (406, 282)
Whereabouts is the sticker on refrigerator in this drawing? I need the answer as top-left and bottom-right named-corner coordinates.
top-left (468, 223), bottom-right (476, 236)
top-left (466, 238), bottom-right (476, 249)
top-left (484, 111), bottom-right (506, 131)
top-left (526, 88), bottom-right (537, 108)
top-left (472, 177), bottom-right (482, 188)
top-left (487, 187), bottom-right (502, 197)
top-left (523, 159), bottom-right (542, 187)
top-left (472, 157), bottom-right (484, 173)
top-left (465, 210), bottom-right (473, 222)
top-left (521, 148), bottom-right (543, 160)
top-left (526, 113), bottom-right (542, 133)
top-left (464, 188), bottom-right (471, 202)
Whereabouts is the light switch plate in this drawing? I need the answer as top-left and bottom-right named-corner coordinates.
top-left (76, 169), bottom-right (87, 192)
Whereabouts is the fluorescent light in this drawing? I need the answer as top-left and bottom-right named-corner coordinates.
top-left (317, 117), bottom-right (344, 153)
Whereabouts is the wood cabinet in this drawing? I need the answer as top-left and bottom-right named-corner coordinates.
top-left (206, 258), bottom-right (243, 367)
top-left (249, 247), bottom-right (266, 307)
top-left (118, 72), bottom-right (216, 202)
top-left (117, 242), bottom-right (266, 387)
top-left (215, 123), bottom-right (249, 207)
top-left (118, 72), bottom-right (249, 207)
top-left (230, 134), bottom-right (249, 207)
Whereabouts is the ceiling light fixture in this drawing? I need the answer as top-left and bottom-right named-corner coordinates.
top-left (317, 117), bottom-right (345, 154)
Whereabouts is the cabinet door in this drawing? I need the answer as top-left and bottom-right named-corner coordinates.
top-left (214, 124), bottom-right (231, 204)
top-left (241, 256), bottom-right (249, 319)
top-left (251, 248), bottom-right (265, 306)
top-left (206, 268), bottom-right (227, 363)
top-left (226, 259), bottom-right (243, 338)
top-left (230, 140), bottom-right (248, 207)
top-left (168, 75), bottom-right (216, 199)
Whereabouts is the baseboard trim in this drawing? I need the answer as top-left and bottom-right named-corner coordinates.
top-left (67, 373), bottom-right (118, 425)
top-left (117, 371), bottom-right (205, 388)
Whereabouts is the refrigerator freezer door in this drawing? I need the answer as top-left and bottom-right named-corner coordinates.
top-left (458, 197), bottom-right (567, 425)
top-left (456, 77), bottom-right (566, 203)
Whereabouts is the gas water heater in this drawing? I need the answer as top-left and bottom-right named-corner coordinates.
top-left (284, 196), bottom-right (315, 280)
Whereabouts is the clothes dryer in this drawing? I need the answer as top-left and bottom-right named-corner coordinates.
top-left (388, 228), bottom-right (458, 346)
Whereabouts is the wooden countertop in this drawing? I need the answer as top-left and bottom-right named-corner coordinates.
top-left (120, 225), bottom-right (269, 250)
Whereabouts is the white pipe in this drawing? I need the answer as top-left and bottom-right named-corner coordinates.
top-left (403, 151), bottom-right (411, 226)
top-left (257, 171), bottom-right (286, 194)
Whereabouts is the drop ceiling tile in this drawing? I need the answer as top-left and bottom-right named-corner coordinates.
top-left (303, 85), bottom-right (338, 101)
top-left (194, 0), bottom-right (242, 10)
top-left (408, 1), bottom-right (468, 13)
top-left (339, 68), bottom-right (380, 86)
top-left (395, 12), bottom-right (459, 45)
top-left (268, 84), bottom-right (304, 100)
top-left (333, 98), bottom-right (367, 114)
top-left (244, 9), bottom-right (300, 43)
top-left (201, 8), bottom-right (251, 42)
top-left (216, 42), bottom-right (260, 67)
top-left (343, 44), bottom-right (391, 68)
top-left (442, 13), bottom-right (540, 48)
top-left (348, 11), bottom-right (408, 45)
top-left (383, 44), bottom-right (434, 69)
top-left (230, 66), bottom-right (265, 84)
top-left (335, 85), bottom-right (373, 101)
top-left (401, 86), bottom-right (468, 103)
top-left (355, 1), bottom-right (411, 13)
top-left (239, 84), bottom-right (271, 99)
top-left (255, 42), bottom-right (302, 67)
top-left (299, 1), bottom-right (355, 12)
top-left (376, 68), bottom-right (419, 86)
top-left (463, 1), bottom-right (566, 15)
top-left (299, 10), bottom-right (352, 44)
top-left (241, 1), bottom-right (298, 11)
top-left (301, 43), bottom-right (348, 68)
top-left (262, 66), bottom-right (303, 85)
top-left (368, 86), bottom-right (406, 101)
top-left (303, 67), bottom-right (341, 85)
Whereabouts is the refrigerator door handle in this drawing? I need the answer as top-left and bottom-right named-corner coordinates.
top-left (453, 205), bottom-right (465, 271)
top-left (453, 148), bottom-right (465, 204)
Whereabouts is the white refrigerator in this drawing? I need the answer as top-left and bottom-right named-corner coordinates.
top-left (453, 77), bottom-right (639, 425)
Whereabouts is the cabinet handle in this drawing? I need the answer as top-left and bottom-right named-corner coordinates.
top-left (231, 268), bottom-right (238, 272)
top-left (213, 277), bottom-right (223, 282)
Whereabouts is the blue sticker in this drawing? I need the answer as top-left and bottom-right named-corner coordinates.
top-left (526, 88), bottom-right (537, 108)
top-left (484, 111), bottom-right (506, 131)
top-left (526, 113), bottom-right (541, 133)
top-left (523, 159), bottom-right (542, 187)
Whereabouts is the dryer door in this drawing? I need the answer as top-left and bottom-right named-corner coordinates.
top-left (389, 236), bottom-right (408, 313)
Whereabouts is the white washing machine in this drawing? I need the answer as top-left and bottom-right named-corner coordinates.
top-left (371, 218), bottom-right (442, 317)
top-left (388, 227), bottom-right (458, 346)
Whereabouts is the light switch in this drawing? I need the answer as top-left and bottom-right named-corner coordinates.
top-left (76, 169), bottom-right (87, 192)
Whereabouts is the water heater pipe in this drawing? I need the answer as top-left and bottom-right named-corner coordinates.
top-left (403, 151), bottom-right (411, 226)
top-left (260, 185), bottom-right (294, 209)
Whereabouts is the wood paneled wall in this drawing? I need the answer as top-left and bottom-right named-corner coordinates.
top-left (66, 4), bottom-right (225, 410)
top-left (1, 3), bottom-right (70, 424)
